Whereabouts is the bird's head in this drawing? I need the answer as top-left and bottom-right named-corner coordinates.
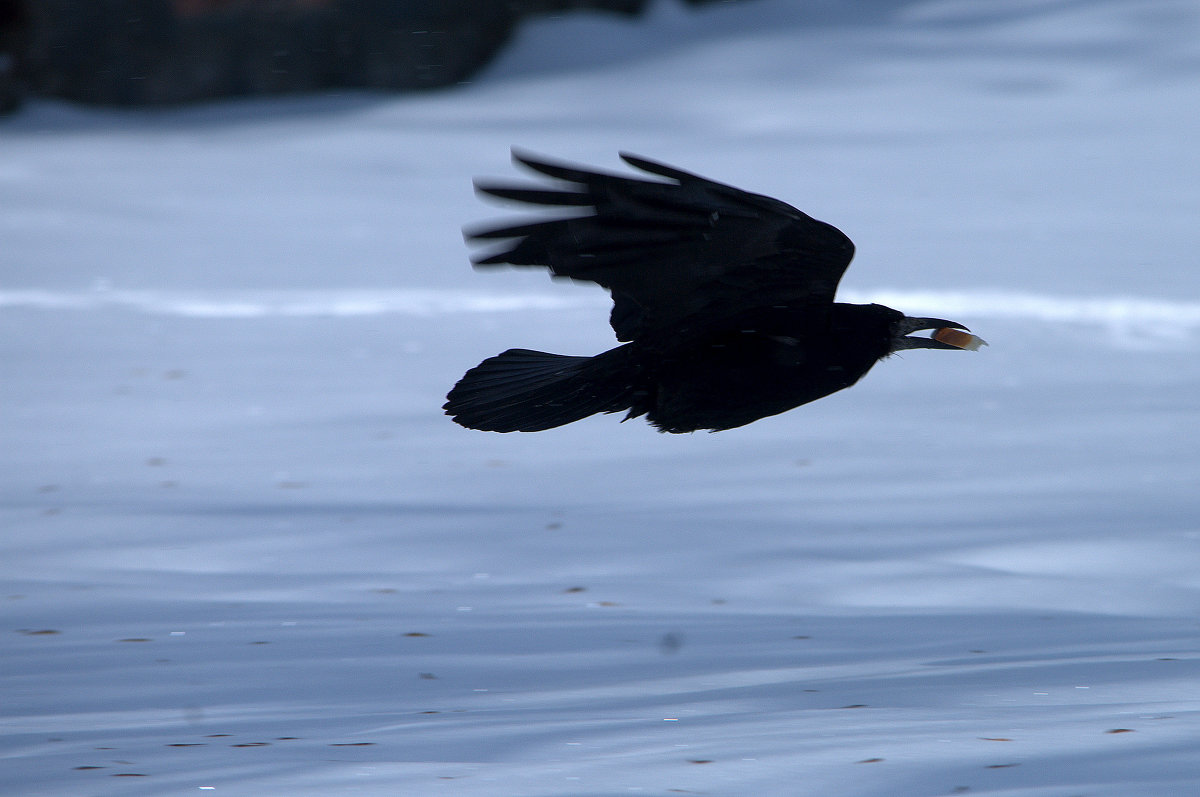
top-left (889, 314), bottom-right (988, 352)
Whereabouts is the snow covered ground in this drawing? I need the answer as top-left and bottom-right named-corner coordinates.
top-left (4, 1), bottom-right (1200, 794)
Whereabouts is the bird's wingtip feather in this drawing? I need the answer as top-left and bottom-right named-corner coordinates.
top-left (619, 151), bottom-right (694, 182)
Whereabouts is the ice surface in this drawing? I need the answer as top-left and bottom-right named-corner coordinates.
top-left (4, 1), bottom-right (1200, 795)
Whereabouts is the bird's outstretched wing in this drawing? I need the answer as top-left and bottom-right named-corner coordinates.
top-left (466, 150), bottom-right (856, 341)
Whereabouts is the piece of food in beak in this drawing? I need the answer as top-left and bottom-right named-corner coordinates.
top-left (933, 327), bottom-right (988, 351)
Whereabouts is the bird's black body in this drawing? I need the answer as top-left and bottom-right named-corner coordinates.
top-left (444, 151), bottom-right (978, 433)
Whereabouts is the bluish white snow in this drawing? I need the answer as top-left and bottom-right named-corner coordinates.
top-left (3, 1), bottom-right (1200, 795)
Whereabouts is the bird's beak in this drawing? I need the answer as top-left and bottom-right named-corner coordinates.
top-left (892, 317), bottom-right (987, 351)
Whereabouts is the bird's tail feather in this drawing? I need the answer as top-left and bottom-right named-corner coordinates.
top-left (444, 347), bottom-right (637, 432)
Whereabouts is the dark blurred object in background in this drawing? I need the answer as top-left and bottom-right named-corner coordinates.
top-left (0, 0), bottom-right (26, 112)
top-left (0, 0), bottom-right (741, 114)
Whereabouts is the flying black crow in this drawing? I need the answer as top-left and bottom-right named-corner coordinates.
top-left (444, 151), bottom-right (985, 433)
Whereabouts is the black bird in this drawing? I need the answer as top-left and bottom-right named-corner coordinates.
top-left (444, 151), bottom-right (984, 433)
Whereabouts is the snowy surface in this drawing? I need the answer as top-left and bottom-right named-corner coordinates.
top-left (4, 1), bottom-right (1200, 794)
